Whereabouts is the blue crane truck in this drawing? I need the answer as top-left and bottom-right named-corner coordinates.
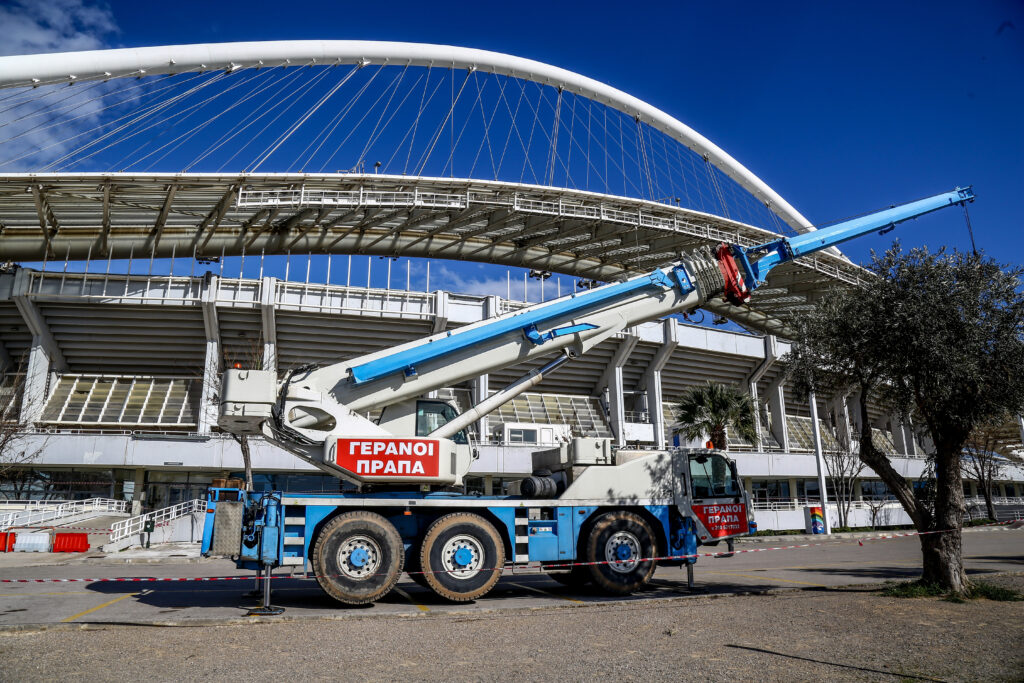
top-left (202, 187), bottom-right (974, 611)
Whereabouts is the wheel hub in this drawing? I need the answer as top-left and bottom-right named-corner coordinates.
top-left (605, 531), bottom-right (642, 573)
top-left (336, 535), bottom-right (382, 580)
top-left (441, 534), bottom-right (485, 580)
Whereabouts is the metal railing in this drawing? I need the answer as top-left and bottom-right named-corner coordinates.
top-left (750, 499), bottom-right (907, 512)
top-left (0, 498), bottom-right (128, 531)
top-left (108, 499), bottom-right (206, 543)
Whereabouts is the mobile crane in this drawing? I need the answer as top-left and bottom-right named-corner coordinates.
top-left (203, 187), bottom-right (974, 609)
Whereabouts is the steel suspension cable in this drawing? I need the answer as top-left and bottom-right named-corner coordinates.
top-left (0, 69), bottom-right (208, 147)
top-left (54, 68), bottom-right (259, 171)
top-left (183, 65), bottom-right (299, 171)
top-left (235, 63), bottom-right (339, 171)
top-left (313, 65), bottom-right (388, 173)
top-left (413, 67), bottom-right (473, 177)
top-left (216, 65), bottom-right (323, 172)
top-left (135, 66), bottom-right (287, 172)
top-left (250, 65), bottom-right (350, 172)
top-left (9, 70), bottom-right (229, 170)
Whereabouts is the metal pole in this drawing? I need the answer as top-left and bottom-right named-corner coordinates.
top-left (808, 390), bottom-right (832, 534)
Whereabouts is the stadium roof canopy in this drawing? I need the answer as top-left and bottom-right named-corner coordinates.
top-left (0, 172), bottom-right (870, 337)
top-left (0, 41), bottom-right (873, 337)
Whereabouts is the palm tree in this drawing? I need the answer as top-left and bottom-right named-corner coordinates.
top-left (674, 381), bottom-right (757, 450)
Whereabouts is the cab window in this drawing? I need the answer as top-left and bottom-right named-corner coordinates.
top-left (415, 400), bottom-right (468, 445)
top-left (689, 453), bottom-right (740, 498)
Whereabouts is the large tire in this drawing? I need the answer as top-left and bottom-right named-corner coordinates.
top-left (312, 510), bottom-right (404, 605)
top-left (420, 512), bottom-right (505, 602)
top-left (583, 511), bottom-right (657, 595)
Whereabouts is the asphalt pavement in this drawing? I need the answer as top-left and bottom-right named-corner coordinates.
top-left (0, 527), bottom-right (1019, 628)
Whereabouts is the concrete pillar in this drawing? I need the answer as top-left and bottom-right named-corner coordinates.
top-left (746, 335), bottom-right (778, 452)
top-left (749, 382), bottom-right (763, 450)
top-left (597, 332), bottom-right (639, 447)
top-left (766, 375), bottom-right (789, 452)
top-left (484, 475), bottom-right (494, 496)
top-left (260, 276), bottom-right (278, 373)
top-left (131, 468), bottom-right (146, 516)
top-left (608, 366), bottom-right (627, 448)
top-left (848, 390), bottom-right (864, 435)
top-left (13, 268), bottom-right (67, 423)
top-left (431, 290), bottom-right (449, 333)
top-left (808, 390), bottom-right (832, 534)
top-left (642, 320), bottom-right (676, 450)
top-left (890, 414), bottom-right (909, 455)
top-left (830, 393), bottom-right (852, 450)
top-left (198, 275), bottom-right (221, 434)
top-left (472, 374), bottom-right (490, 443)
top-left (902, 420), bottom-right (918, 456)
top-left (19, 339), bottom-right (51, 424)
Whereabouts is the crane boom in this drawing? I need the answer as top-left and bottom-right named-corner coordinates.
top-left (218, 187), bottom-right (973, 486)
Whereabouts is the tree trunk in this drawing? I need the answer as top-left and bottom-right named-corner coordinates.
top-left (238, 435), bottom-right (254, 491)
top-left (920, 529), bottom-right (966, 592)
top-left (710, 427), bottom-right (726, 450)
top-left (919, 442), bottom-right (968, 592)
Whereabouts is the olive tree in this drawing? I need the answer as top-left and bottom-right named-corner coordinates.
top-left (787, 245), bottom-right (1024, 593)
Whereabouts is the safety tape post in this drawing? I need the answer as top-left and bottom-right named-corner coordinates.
top-left (0, 521), bottom-right (1017, 584)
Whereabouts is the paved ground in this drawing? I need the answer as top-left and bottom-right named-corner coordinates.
top-left (1, 572), bottom-right (1021, 681)
top-left (0, 527), bottom-right (1019, 627)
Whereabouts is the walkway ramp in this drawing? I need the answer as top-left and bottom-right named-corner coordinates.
top-left (103, 500), bottom-right (206, 552)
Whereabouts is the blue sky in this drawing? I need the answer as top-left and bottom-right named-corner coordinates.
top-left (4, 0), bottom-right (1022, 295)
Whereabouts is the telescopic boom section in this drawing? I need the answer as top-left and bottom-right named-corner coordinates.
top-left (718, 186), bottom-right (975, 305)
top-left (341, 186), bottom-right (974, 391)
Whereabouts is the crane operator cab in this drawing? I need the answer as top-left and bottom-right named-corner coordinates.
top-left (680, 449), bottom-right (756, 544)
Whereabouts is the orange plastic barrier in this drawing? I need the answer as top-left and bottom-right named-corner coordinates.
top-left (0, 533), bottom-right (14, 552)
top-left (51, 533), bottom-right (90, 553)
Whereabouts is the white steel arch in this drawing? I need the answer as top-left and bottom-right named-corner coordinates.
top-left (0, 40), bottom-right (816, 235)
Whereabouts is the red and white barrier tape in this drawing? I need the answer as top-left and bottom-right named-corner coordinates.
top-left (6, 526), bottom-right (113, 533)
top-left (0, 522), bottom-right (1017, 584)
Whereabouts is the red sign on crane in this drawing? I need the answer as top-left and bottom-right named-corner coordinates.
top-left (692, 503), bottom-right (748, 538)
top-left (334, 438), bottom-right (441, 477)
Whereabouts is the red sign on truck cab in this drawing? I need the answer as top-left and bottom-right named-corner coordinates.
top-left (691, 503), bottom-right (748, 538)
top-left (335, 438), bottom-right (440, 478)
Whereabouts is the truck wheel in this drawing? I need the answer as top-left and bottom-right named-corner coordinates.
top-left (548, 566), bottom-right (590, 589)
top-left (583, 511), bottom-right (657, 595)
top-left (420, 513), bottom-right (505, 602)
top-left (312, 510), bottom-right (404, 605)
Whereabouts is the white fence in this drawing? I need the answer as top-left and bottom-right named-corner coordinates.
top-left (0, 498), bottom-right (127, 531)
top-left (750, 499), bottom-right (907, 513)
top-left (109, 499), bottom-right (206, 543)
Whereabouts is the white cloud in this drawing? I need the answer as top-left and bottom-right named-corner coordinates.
top-left (0, 0), bottom-right (118, 57)
top-left (0, 1), bottom-right (121, 171)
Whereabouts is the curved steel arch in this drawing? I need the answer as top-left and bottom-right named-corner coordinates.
top-left (0, 40), bottom-right (815, 235)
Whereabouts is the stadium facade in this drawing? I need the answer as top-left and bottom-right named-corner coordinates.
top-left (2, 262), bottom-right (1022, 530)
